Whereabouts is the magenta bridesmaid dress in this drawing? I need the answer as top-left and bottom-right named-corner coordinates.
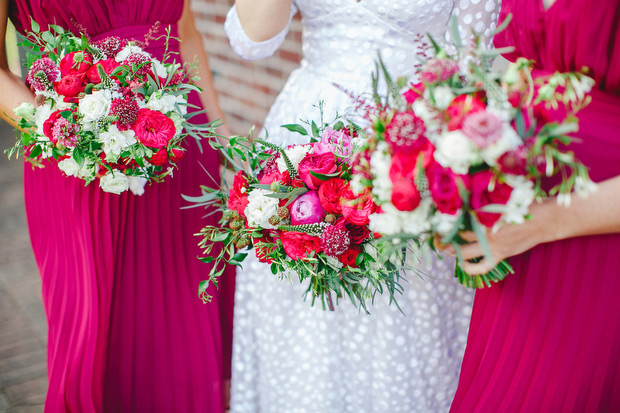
top-left (451, 0), bottom-right (620, 411)
top-left (9, 1), bottom-right (234, 412)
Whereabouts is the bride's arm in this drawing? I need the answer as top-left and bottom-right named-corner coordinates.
top-left (225, 2), bottom-right (298, 61)
top-left (449, 175), bottom-right (620, 275)
top-left (0, 0), bottom-right (35, 128)
top-left (178, 0), bottom-right (230, 136)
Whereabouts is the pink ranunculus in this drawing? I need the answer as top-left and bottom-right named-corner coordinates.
top-left (59, 51), bottom-right (93, 77)
top-left (462, 110), bottom-right (504, 148)
top-left (86, 58), bottom-right (121, 84)
top-left (280, 232), bottom-right (321, 261)
top-left (290, 191), bottom-right (325, 225)
top-left (470, 170), bottom-right (513, 227)
top-left (341, 187), bottom-right (376, 226)
top-left (297, 152), bottom-right (338, 190)
top-left (391, 178), bottom-right (421, 212)
top-left (446, 93), bottom-right (486, 131)
top-left (426, 161), bottom-right (468, 215)
top-left (313, 127), bottom-right (353, 158)
top-left (131, 108), bottom-right (176, 148)
top-left (318, 177), bottom-right (348, 215)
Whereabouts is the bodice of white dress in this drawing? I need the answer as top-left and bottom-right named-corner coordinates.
top-left (225, 2), bottom-right (500, 412)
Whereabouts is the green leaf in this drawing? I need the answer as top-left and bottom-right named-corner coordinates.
top-left (232, 252), bottom-right (248, 262)
top-left (470, 216), bottom-right (492, 261)
top-left (309, 170), bottom-right (340, 181)
top-left (281, 124), bottom-right (308, 136)
top-left (198, 280), bottom-right (210, 295)
top-left (199, 256), bottom-right (214, 264)
top-left (311, 121), bottom-right (319, 137)
top-left (73, 148), bottom-right (85, 167)
top-left (28, 145), bottom-right (42, 159)
top-left (30, 19), bottom-right (40, 33)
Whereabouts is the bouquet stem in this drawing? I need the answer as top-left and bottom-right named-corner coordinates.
top-left (455, 259), bottom-right (514, 288)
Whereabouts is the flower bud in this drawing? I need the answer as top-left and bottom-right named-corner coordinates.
top-left (325, 214), bottom-right (337, 224)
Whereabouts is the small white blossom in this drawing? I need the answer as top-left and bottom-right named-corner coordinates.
top-left (431, 212), bottom-right (460, 236)
top-left (434, 130), bottom-right (478, 174)
top-left (427, 85), bottom-right (454, 110)
top-left (146, 92), bottom-right (177, 114)
top-left (502, 175), bottom-right (535, 225)
top-left (574, 176), bottom-right (597, 199)
top-left (369, 142), bottom-right (392, 202)
top-left (115, 45), bottom-right (148, 62)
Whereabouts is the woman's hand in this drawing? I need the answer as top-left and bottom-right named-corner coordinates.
top-left (445, 175), bottom-right (620, 275)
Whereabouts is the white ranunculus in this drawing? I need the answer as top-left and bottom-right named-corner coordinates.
top-left (79, 90), bottom-right (111, 123)
top-left (128, 176), bottom-right (148, 196)
top-left (58, 157), bottom-right (81, 177)
top-left (244, 189), bottom-right (280, 229)
top-left (429, 85), bottom-right (454, 110)
top-left (434, 130), bottom-right (478, 175)
top-left (14, 102), bottom-right (36, 120)
top-left (431, 212), bottom-right (460, 236)
top-left (481, 125), bottom-right (522, 166)
top-left (99, 172), bottom-right (130, 194)
top-left (276, 145), bottom-right (313, 173)
top-left (115, 45), bottom-right (147, 62)
top-left (98, 125), bottom-right (137, 162)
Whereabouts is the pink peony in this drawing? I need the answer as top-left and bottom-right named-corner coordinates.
top-left (338, 245), bottom-right (361, 268)
top-left (131, 108), bottom-right (176, 148)
top-left (341, 187), bottom-right (376, 226)
top-left (290, 191), bottom-right (325, 225)
top-left (87, 58), bottom-right (121, 84)
top-left (54, 75), bottom-right (84, 97)
top-left (446, 93), bottom-right (486, 131)
top-left (462, 110), bottom-right (504, 148)
top-left (317, 177), bottom-right (348, 215)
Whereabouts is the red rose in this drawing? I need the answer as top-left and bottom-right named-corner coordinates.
top-left (391, 178), bottom-right (421, 211)
top-left (318, 178), bottom-right (348, 215)
top-left (389, 139), bottom-right (434, 183)
top-left (54, 75), bottom-right (84, 97)
top-left (470, 171), bottom-right (513, 227)
top-left (43, 110), bottom-right (63, 142)
top-left (132, 108), bottom-right (176, 148)
top-left (280, 232), bottom-right (321, 261)
top-left (341, 187), bottom-right (376, 226)
top-left (86, 58), bottom-right (121, 84)
top-left (259, 169), bottom-right (291, 186)
top-left (169, 148), bottom-right (186, 162)
top-left (228, 170), bottom-right (250, 217)
top-left (446, 93), bottom-right (486, 131)
top-left (297, 152), bottom-right (337, 190)
top-left (59, 51), bottom-right (92, 77)
top-left (338, 245), bottom-right (362, 268)
top-left (149, 148), bottom-right (168, 166)
top-left (336, 218), bottom-right (370, 244)
top-left (426, 161), bottom-right (468, 215)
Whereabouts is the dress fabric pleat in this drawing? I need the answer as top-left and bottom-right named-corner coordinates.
top-left (10, 1), bottom-right (234, 411)
top-left (451, 0), bottom-right (620, 410)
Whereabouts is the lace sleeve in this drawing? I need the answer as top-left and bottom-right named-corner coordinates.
top-left (224, 4), bottom-right (299, 61)
top-left (448, 0), bottom-right (501, 48)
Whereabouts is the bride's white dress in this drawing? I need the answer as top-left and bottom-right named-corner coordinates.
top-left (225, 1), bottom-right (499, 411)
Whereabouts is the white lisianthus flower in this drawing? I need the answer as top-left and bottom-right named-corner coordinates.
top-left (427, 85), bottom-right (454, 110)
top-left (58, 157), bottom-right (81, 177)
top-left (434, 130), bottom-right (478, 174)
top-left (481, 125), bottom-right (522, 166)
top-left (244, 189), bottom-right (280, 229)
top-left (276, 145), bottom-right (313, 173)
top-left (431, 212), bottom-right (460, 236)
top-left (34, 102), bottom-right (54, 138)
top-left (115, 45), bottom-right (147, 62)
top-left (146, 92), bottom-right (177, 114)
top-left (14, 102), bottom-right (36, 120)
top-left (501, 175), bottom-right (535, 225)
top-left (98, 125), bottom-right (137, 162)
top-left (79, 90), bottom-right (111, 123)
top-left (128, 176), bottom-right (148, 196)
top-left (369, 142), bottom-right (392, 202)
top-left (99, 172), bottom-right (130, 194)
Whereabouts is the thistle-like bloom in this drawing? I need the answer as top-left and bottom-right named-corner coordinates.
top-left (110, 96), bottom-right (140, 130)
top-left (26, 57), bottom-right (60, 91)
top-left (320, 224), bottom-right (351, 257)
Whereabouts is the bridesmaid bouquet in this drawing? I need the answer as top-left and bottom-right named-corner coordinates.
top-left (187, 114), bottom-right (406, 311)
top-left (7, 21), bottom-right (214, 195)
top-left (350, 23), bottom-right (596, 287)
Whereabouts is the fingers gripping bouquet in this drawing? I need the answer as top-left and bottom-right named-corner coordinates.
top-left (351, 20), bottom-right (596, 288)
top-left (188, 111), bottom-right (406, 311)
top-left (8, 21), bottom-right (216, 195)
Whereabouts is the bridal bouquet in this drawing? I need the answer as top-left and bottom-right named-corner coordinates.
top-left (350, 23), bottom-right (595, 287)
top-left (187, 115), bottom-right (406, 311)
top-left (8, 21), bottom-right (214, 195)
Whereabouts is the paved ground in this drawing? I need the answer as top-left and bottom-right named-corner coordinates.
top-left (0, 122), bottom-right (47, 413)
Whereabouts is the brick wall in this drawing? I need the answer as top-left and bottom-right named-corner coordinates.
top-left (192, 0), bottom-right (302, 135)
